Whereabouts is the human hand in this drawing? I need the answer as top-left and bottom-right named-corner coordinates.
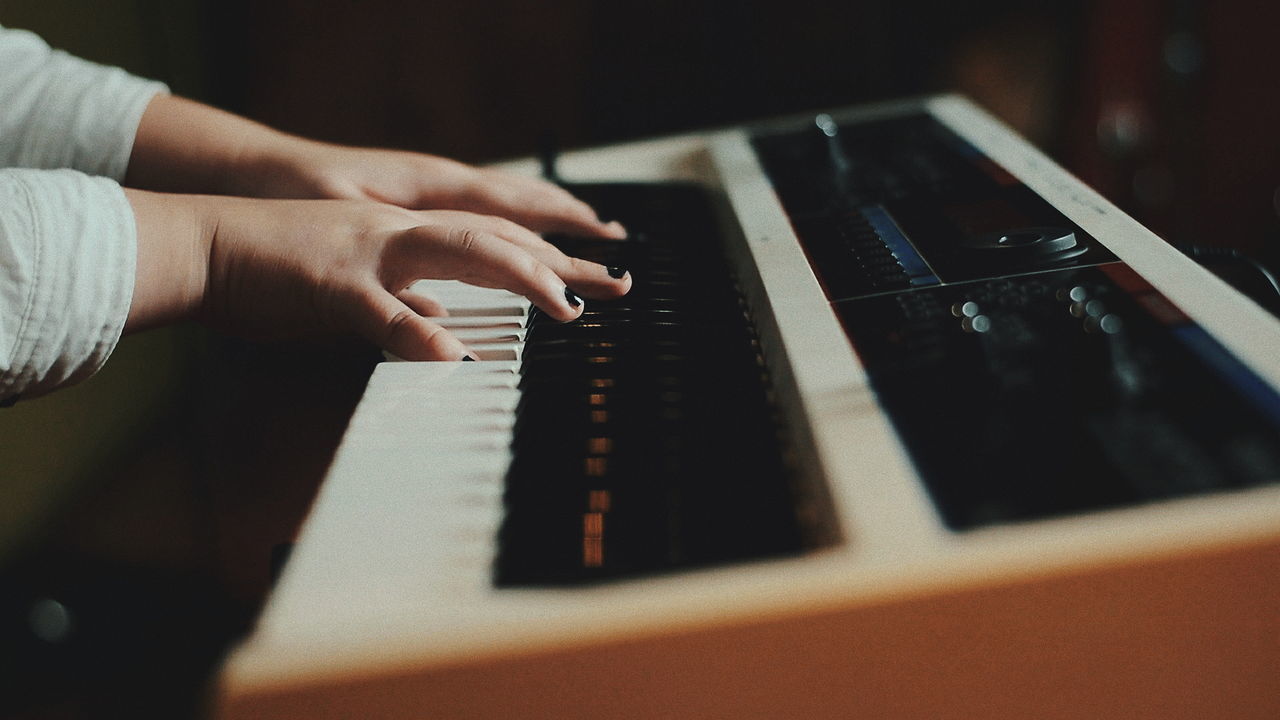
top-left (259, 142), bottom-right (629, 240)
top-left (125, 190), bottom-right (631, 360)
top-left (127, 95), bottom-right (626, 240)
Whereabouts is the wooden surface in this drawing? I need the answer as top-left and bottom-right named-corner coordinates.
top-left (221, 536), bottom-right (1280, 720)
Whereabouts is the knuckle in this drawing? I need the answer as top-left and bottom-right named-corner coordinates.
top-left (529, 259), bottom-right (563, 290)
top-left (382, 307), bottom-right (421, 346)
top-left (448, 227), bottom-right (484, 253)
top-left (566, 255), bottom-right (596, 276)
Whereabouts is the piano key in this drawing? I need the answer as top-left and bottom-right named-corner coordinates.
top-left (447, 327), bottom-right (527, 344)
top-left (371, 184), bottom-right (804, 587)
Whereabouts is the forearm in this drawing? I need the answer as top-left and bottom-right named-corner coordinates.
top-left (124, 94), bottom-right (324, 199)
top-left (122, 188), bottom-right (211, 332)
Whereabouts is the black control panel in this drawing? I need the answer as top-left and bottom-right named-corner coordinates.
top-left (753, 112), bottom-right (1280, 529)
top-left (753, 113), bottom-right (1117, 301)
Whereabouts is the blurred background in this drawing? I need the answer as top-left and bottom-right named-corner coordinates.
top-left (1, 0), bottom-right (1278, 716)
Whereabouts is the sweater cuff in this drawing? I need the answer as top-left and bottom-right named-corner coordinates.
top-left (0, 26), bottom-right (168, 180)
top-left (0, 169), bottom-right (136, 400)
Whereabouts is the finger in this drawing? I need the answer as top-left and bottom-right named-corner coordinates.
top-left (356, 289), bottom-right (472, 361)
top-left (442, 214), bottom-right (632, 300)
top-left (519, 190), bottom-right (627, 239)
top-left (474, 171), bottom-right (627, 239)
top-left (396, 226), bottom-right (585, 322)
top-left (398, 286), bottom-right (450, 317)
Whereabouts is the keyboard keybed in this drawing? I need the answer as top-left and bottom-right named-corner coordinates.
top-left (418, 184), bottom-right (804, 586)
top-left (498, 183), bottom-right (803, 584)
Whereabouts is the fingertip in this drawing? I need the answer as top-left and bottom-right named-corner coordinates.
top-left (560, 286), bottom-right (586, 321)
top-left (610, 271), bottom-right (633, 298)
top-left (572, 217), bottom-right (627, 240)
top-left (593, 267), bottom-right (632, 300)
top-left (536, 286), bottom-right (584, 323)
top-left (564, 286), bottom-right (583, 309)
top-left (560, 195), bottom-right (626, 239)
top-left (601, 220), bottom-right (628, 239)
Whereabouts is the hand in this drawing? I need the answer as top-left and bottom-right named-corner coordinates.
top-left (127, 95), bottom-right (626, 239)
top-left (263, 143), bottom-right (629, 240)
top-left (125, 190), bottom-right (631, 360)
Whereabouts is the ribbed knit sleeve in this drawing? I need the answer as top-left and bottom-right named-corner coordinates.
top-left (0, 25), bottom-right (169, 402)
top-left (0, 25), bottom-right (167, 181)
top-left (0, 169), bottom-right (137, 401)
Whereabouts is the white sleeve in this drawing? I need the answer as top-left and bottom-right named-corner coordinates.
top-left (0, 169), bottom-right (136, 402)
top-left (0, 25), bottom-right (167, 180)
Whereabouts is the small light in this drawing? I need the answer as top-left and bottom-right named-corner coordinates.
top-left (961, 315), bottom-right (992, 333)
top-left (28, 598), bottom-right (73, 644)
top-left (815, 113), bottom-right (839, 138)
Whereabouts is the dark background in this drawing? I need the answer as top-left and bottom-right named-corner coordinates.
top-left (1, 0), bottom-right (1278, 716)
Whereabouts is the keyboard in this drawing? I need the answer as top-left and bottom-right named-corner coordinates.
top-left (217, 96), bottom-right (1280, 719)
top-left (499, 183), bottom-right (803, 584)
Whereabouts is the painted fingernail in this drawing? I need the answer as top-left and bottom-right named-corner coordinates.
top-left (565, 287), bottom-right (583, 307)
top-left (462, 354), bottom-right (476, 362)
top-left (607, 266), bottom-right (627, 279)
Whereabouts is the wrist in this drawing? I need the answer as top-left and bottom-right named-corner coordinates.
top-left (126, 94), bottom-right (340, 200)
top-left (231, 131), bottom-right (323, 196)
top-left (123, 189), bottom-right (212, 332)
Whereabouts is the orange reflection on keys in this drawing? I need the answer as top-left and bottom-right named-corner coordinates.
top-left (588, 489), bottom-right (612, 512)
top-left (583, 511), bottom-right (605, 567)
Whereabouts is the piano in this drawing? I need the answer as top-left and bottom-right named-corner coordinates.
top-left (217, 96), bottom-right (1280, 718)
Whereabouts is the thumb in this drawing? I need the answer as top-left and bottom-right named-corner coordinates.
top-left (357, 289), bottom-right (471, 361)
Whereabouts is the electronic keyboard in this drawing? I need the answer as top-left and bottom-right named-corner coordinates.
top-left (217, 96), bottom-right (1280, 719)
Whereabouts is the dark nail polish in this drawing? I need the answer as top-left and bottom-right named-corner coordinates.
top-left (462, 355), bottom-right (476, 362)
top-left (565, 288), bottom-right (582, 307)
top-left (607, 266), bottom-right (627, 279)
